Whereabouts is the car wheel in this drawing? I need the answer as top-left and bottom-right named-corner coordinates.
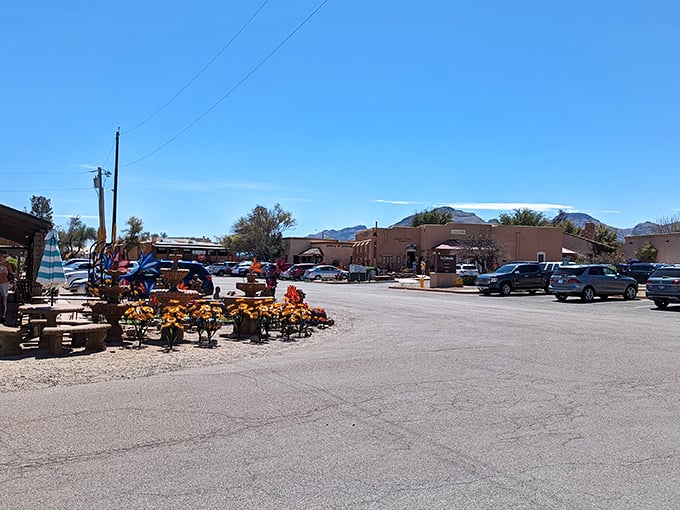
top-left (623, 285), bottom-right (637, 300)
top-left (314, 275), bottom-right (322, 281)
top-left (654, 299), bottom-right (669, 309)
top-left (581, 286), bottom-right (595, 302)
top-left (555, 294), bottom-right (567, 302)
top-left (216, 270), bottom-right (225, 276)
top-left (500, 282), bottom-right (511, 296)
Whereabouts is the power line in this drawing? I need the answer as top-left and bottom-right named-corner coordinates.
top-left (123, 0), bottom-right (271, 135)
top-left (0, 170), bottom-right (90, 175)
top-left (0, 187), bottom-right (93, 193)
top-left (101, 138), bottom-right (116, 168)
top-left (123, 0), bottom-right (328, 168)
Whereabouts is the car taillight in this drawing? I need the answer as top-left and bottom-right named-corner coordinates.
top-left (567, 278), bottom-right (580, 284)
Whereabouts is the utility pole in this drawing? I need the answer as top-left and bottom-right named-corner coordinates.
top-left (111, 128), bottom-right (120, 245)
top-left (93, 167), bottom-right (107, 243)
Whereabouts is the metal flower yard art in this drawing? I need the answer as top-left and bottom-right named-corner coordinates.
top-left (225, 285), bottom-right (333, 343)
top-left (123, 299), bottom-right (156, 348)
top-left (160, 300), bottom-right (187, 351)
top-left (188, 301), bottom-right (226, 348)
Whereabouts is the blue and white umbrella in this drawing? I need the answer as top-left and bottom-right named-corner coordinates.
top-left (36, 229), bottom-right (66, 304)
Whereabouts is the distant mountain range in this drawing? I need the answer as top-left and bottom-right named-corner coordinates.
top-left (307, 207), bottom-right (660, 242)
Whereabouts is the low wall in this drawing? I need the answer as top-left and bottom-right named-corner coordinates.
top-left (430, 273), bottom-right (463, 288)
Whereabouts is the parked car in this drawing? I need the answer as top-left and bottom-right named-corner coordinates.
top-left (626, 262), bottom-right (665, 284)
top-left (65, 261), bottom-right (138, 293)
top-left (550, 264), bottom-right (638, 302)
top-left (645, 265), bottom-right (680, 309)
top-left (64, 260), bottom-right (95, 273)
top-left (456, 264), bottom-right (479, 276)
top-left (206, 261), bottom-right (238, 276)
top-left (539, 261), bottom-right (565, 293)
top-left (280, 263), bottom-right (316, 280)
top-left (64, 267), bottom-right (98, 287)
top-left (63, 258), bottom-right (90, 269)
top-left (231, 261), bottom-right (253, 277)
top-left (303, 265), bottom-right (348, 281)
top-left (477, 262), bottom-right (546, 296)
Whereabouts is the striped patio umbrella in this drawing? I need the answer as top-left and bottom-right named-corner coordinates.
top-left (36, 229), bottom-right (66, 304)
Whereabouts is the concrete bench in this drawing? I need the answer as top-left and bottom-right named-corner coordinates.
top-left (0, 325), bottom-right (22, 356)
top-left (29, 318), bottom-right (48, 339)
top-left (57, 319), bottom-right (94, 327)
top-left (42, 324), bottom-right (111, 355)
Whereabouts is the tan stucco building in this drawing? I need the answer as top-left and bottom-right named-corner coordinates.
top-left (353, 222), bottom-right (564, 271)
top-left (624, 232), bottom-right (680, 264)
top-left (281, 238), bottom-right (355, 267)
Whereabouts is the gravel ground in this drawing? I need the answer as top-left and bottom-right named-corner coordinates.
top-left (0, 310), bottom-right (346, 394)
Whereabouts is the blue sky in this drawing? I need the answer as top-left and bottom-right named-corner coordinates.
top-left (2, 1), bottom-right (679, 240)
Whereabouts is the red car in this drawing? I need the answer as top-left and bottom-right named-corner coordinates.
top-left (280, 263), bottom-right (316, 280)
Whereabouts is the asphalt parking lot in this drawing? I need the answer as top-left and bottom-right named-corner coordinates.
top-left (3, 277), bottom-right (680, 508)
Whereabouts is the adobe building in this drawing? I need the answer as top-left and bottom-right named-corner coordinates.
top-left (623, 232), bottom-right (680, 264)
top-left (281, 237), bottom-right (354, 267)
top-left (353, 222), bottom-right (563, 272)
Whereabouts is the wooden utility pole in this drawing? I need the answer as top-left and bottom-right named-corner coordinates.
top-left (93, 167), bottom-right (107, 243)
top-left (111, 128), bottom-right (120, 245)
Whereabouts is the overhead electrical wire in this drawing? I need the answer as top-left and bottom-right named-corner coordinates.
top-left (122, 0), bottom-right (328, 168)
top-left (101, 138), bottom-right (116, 168)
top-left (123, 0), bottom-right (271, 135)
top-left (0, 187), bottom-right (92, 193)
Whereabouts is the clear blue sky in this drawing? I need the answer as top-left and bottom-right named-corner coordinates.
top-left (2, 1), bottom-right (679, 239)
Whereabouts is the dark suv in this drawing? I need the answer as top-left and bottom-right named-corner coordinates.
top-left (645, 265), bottom-right (680, 308)
top-left (626, 262), bottom-right (664, 284)
top-left (477, 262), bottom-right (546, 296)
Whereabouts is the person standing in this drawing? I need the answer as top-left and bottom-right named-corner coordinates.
top-left (0, 252), bottom-right (13, 323)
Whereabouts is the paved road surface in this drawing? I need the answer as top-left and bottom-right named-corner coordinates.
top-left (2, 280), bottom-right (680, 509)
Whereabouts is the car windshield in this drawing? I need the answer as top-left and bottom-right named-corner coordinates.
top-left (554, 267), bottom-right (586, 276)
top-left (651, 268), bottom-right (680, 278)
top-left (495, 264), bottom-right (518, 274)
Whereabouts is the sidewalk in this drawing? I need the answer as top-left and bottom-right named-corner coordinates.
top-left (389, 281), bottom-right (479, 294)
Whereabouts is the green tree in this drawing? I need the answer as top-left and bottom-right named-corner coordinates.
top-left (229, 204), bottom-right (296, 261)
top-left (410, 208), bottom-right (453, 227)
top-left (590, 224), bottom-right (624, 263)
top-left (498, 208), bottom-right (549, 226)
top-left (56, 216), bottom-right (97, 257)
top-left (635, 242), bottom-right (658, 262)
top-left (119, 216), bottom-right (149, 257)
top-left (30, 195), bottom-right (53, 225)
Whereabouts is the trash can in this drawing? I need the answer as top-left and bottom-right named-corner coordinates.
top-left (349, 271), bottom-right (367, 282)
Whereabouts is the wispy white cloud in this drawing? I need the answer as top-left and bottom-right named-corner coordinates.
top-left (600, 210), bottom-right (621, 214)
top-left (76, 164), bottom-right (99, 170)
top-left (374, 199), bottom-right (425, 205)
top-left (55, 214), bottom-right (98, 219)
top-left (442, 202), bottom-right (576, 212)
